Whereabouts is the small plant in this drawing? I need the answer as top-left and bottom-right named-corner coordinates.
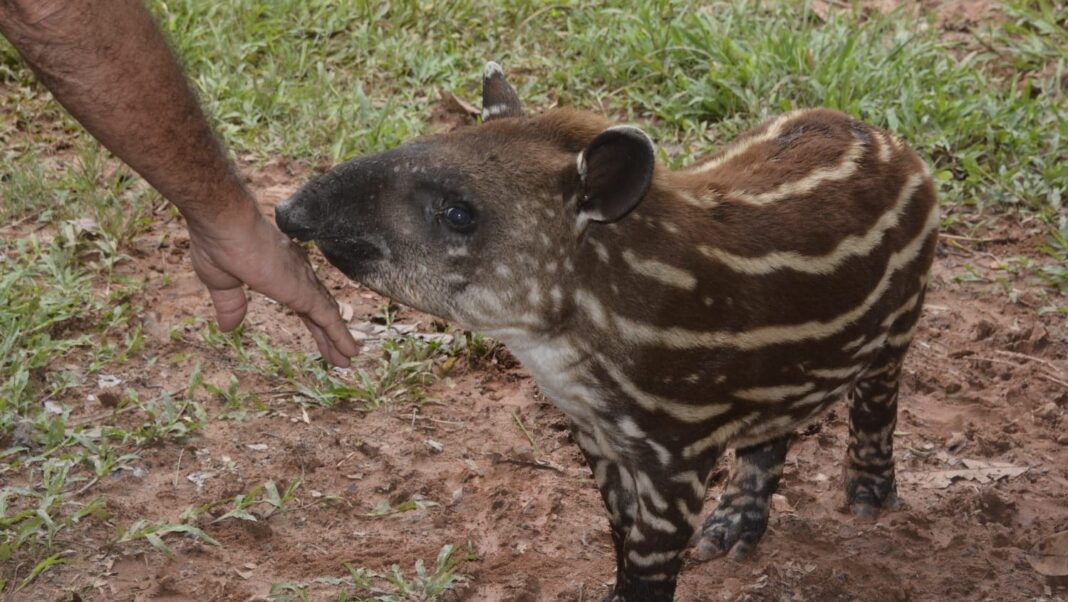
top-left (0, 461), bottom-right (108, 594)
top-left (202, 374), bottom-right (263, 416)
top-left (114, 519), bottom-right (219, 559)
top-left (121, 390), bottom-right (207, 447)
top-left (212, 479), bottom-right (302, 524)
top-left (266, 544), bottom-right (472, 602)
top-left (379, 544), bottom-right (471, 600)
top-left (365, 497), bottom-right (439, 519)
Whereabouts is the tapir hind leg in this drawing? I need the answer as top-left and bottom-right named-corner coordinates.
top-left (694, 435), bottom-right (790, 561)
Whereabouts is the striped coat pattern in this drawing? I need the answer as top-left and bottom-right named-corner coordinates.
top-left (275, 63), bottom-right (938, 602)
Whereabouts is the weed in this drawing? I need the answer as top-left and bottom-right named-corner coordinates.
top-left (113, 519), bottom-right (219, 559)
top-left (266, 544), bottom-right (471, 602)
top-left (212, 479), bottom-right (302, 523)
top-left (0, 461), bottom-right (107, 593)
top-left (365, 497), bottom-right (439, 519)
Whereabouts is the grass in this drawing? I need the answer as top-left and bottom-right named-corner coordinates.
top-left (162, 0), bottom-right (1065, 228)
top-left (0, 0), bottom-right (1065, 598)
top-left (267, 544), bottom-right (472, 602)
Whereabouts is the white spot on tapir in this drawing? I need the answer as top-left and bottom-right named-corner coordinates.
top-left (618, 417), bottom-right (645, 439)
top-left (590, 239), bottom-right (611, 263)
top-left (527, 285), bottom-right (542, 307)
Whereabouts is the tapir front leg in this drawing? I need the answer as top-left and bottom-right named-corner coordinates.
top-left (573, 425), bottom-right (633, 591)
top-left (613, 457), bottom-right (718, 601)
top-left (575, 424), bottom-right (718, 601)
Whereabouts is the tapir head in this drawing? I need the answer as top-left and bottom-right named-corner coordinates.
top-left (275, 63), bottom-right (658, 335)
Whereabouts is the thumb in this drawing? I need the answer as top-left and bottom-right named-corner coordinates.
top-left (208, 286), bottom-right (249, 332)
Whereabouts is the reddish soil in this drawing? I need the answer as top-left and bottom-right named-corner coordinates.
top-left (7, 153), bottom-right (1066, 602)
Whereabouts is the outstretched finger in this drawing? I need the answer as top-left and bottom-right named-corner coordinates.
top-left (305, 285), bottom-right (360, 358)
top-left (208, 286), bottom-right (249, 332)
top-left (301, 315), bottom-right (350, 367)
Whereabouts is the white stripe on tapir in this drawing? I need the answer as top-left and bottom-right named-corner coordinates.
top-left (688, 111), bottom-right (803, 175)
top-left (732, 382), bottom-right (816, 403)
top-left (599, 358), bottom-right (733, 423)
top-left (881, 289), bottom-right (922, 327)
top-left (729, 138), bottom-right (866, 205)
top-left (587, 198), bottom-right (938, 351)
top-left (683, 412), bottom-right (761, 458)
top-left (698, 172), bottom-right (926, 275)
top-left (622, 249), bottom-right (697, 291)
top-left (874, 131), bottom-right (894, 163)
top-left (676, 190), bottom-right (718, 208)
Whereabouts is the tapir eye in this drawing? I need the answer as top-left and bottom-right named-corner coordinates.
top-left (441, 204), bottom-right (476, 232)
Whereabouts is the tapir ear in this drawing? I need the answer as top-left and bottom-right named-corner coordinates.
top-left (577, 126), bottom-right (656, 223)
top-left (481, 61), bottom-right (524, 121)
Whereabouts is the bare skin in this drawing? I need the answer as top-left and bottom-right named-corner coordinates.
top-left (0, 0), bottom-right (359, 366)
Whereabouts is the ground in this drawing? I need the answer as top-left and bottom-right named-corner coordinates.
top-left (2, 1), bottom-right (1066, 601)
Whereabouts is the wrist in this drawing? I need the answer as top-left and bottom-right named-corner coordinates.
top-left (182, 187), bottom-right (263, 242)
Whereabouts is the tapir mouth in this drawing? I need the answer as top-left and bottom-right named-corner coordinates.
top-left (313, 237), bottom-right (386, 280)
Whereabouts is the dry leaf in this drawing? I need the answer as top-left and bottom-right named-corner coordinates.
top-left (810, 0), bottom-right (831, 21)
top-left (1026, 530), bottom-right (1068, 577)
top-left (899, 459), bottom-right (1027, 489)
top-left (771, 493), bottom-right (795, 513)
top-left (438, 89), bottom-right (480, 118)
top-left (338, 301), bottom-right (354, 323)
top-left (70, 217), bottom-right (98, 235)
top-left (97, 374), bottom-right (122, 388)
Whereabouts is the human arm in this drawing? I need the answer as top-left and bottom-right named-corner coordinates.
top-left (0, 0), bottom-right (358, 366)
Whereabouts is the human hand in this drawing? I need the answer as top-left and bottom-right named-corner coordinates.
top-left (186, 202), bottom-right (359, 367)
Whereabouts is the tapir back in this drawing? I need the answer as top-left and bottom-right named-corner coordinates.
top-left (565, 107), bottom-right (937, 450)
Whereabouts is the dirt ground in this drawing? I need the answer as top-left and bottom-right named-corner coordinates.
top-left (7, 147), bottom-right (1066, 602)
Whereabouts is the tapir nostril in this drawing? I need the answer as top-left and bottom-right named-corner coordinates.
top-left (274, 198), bottom-right (316, 241)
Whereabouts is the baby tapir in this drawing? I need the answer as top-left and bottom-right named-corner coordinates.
top-left (276, 62), bottom-right (938, 601)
